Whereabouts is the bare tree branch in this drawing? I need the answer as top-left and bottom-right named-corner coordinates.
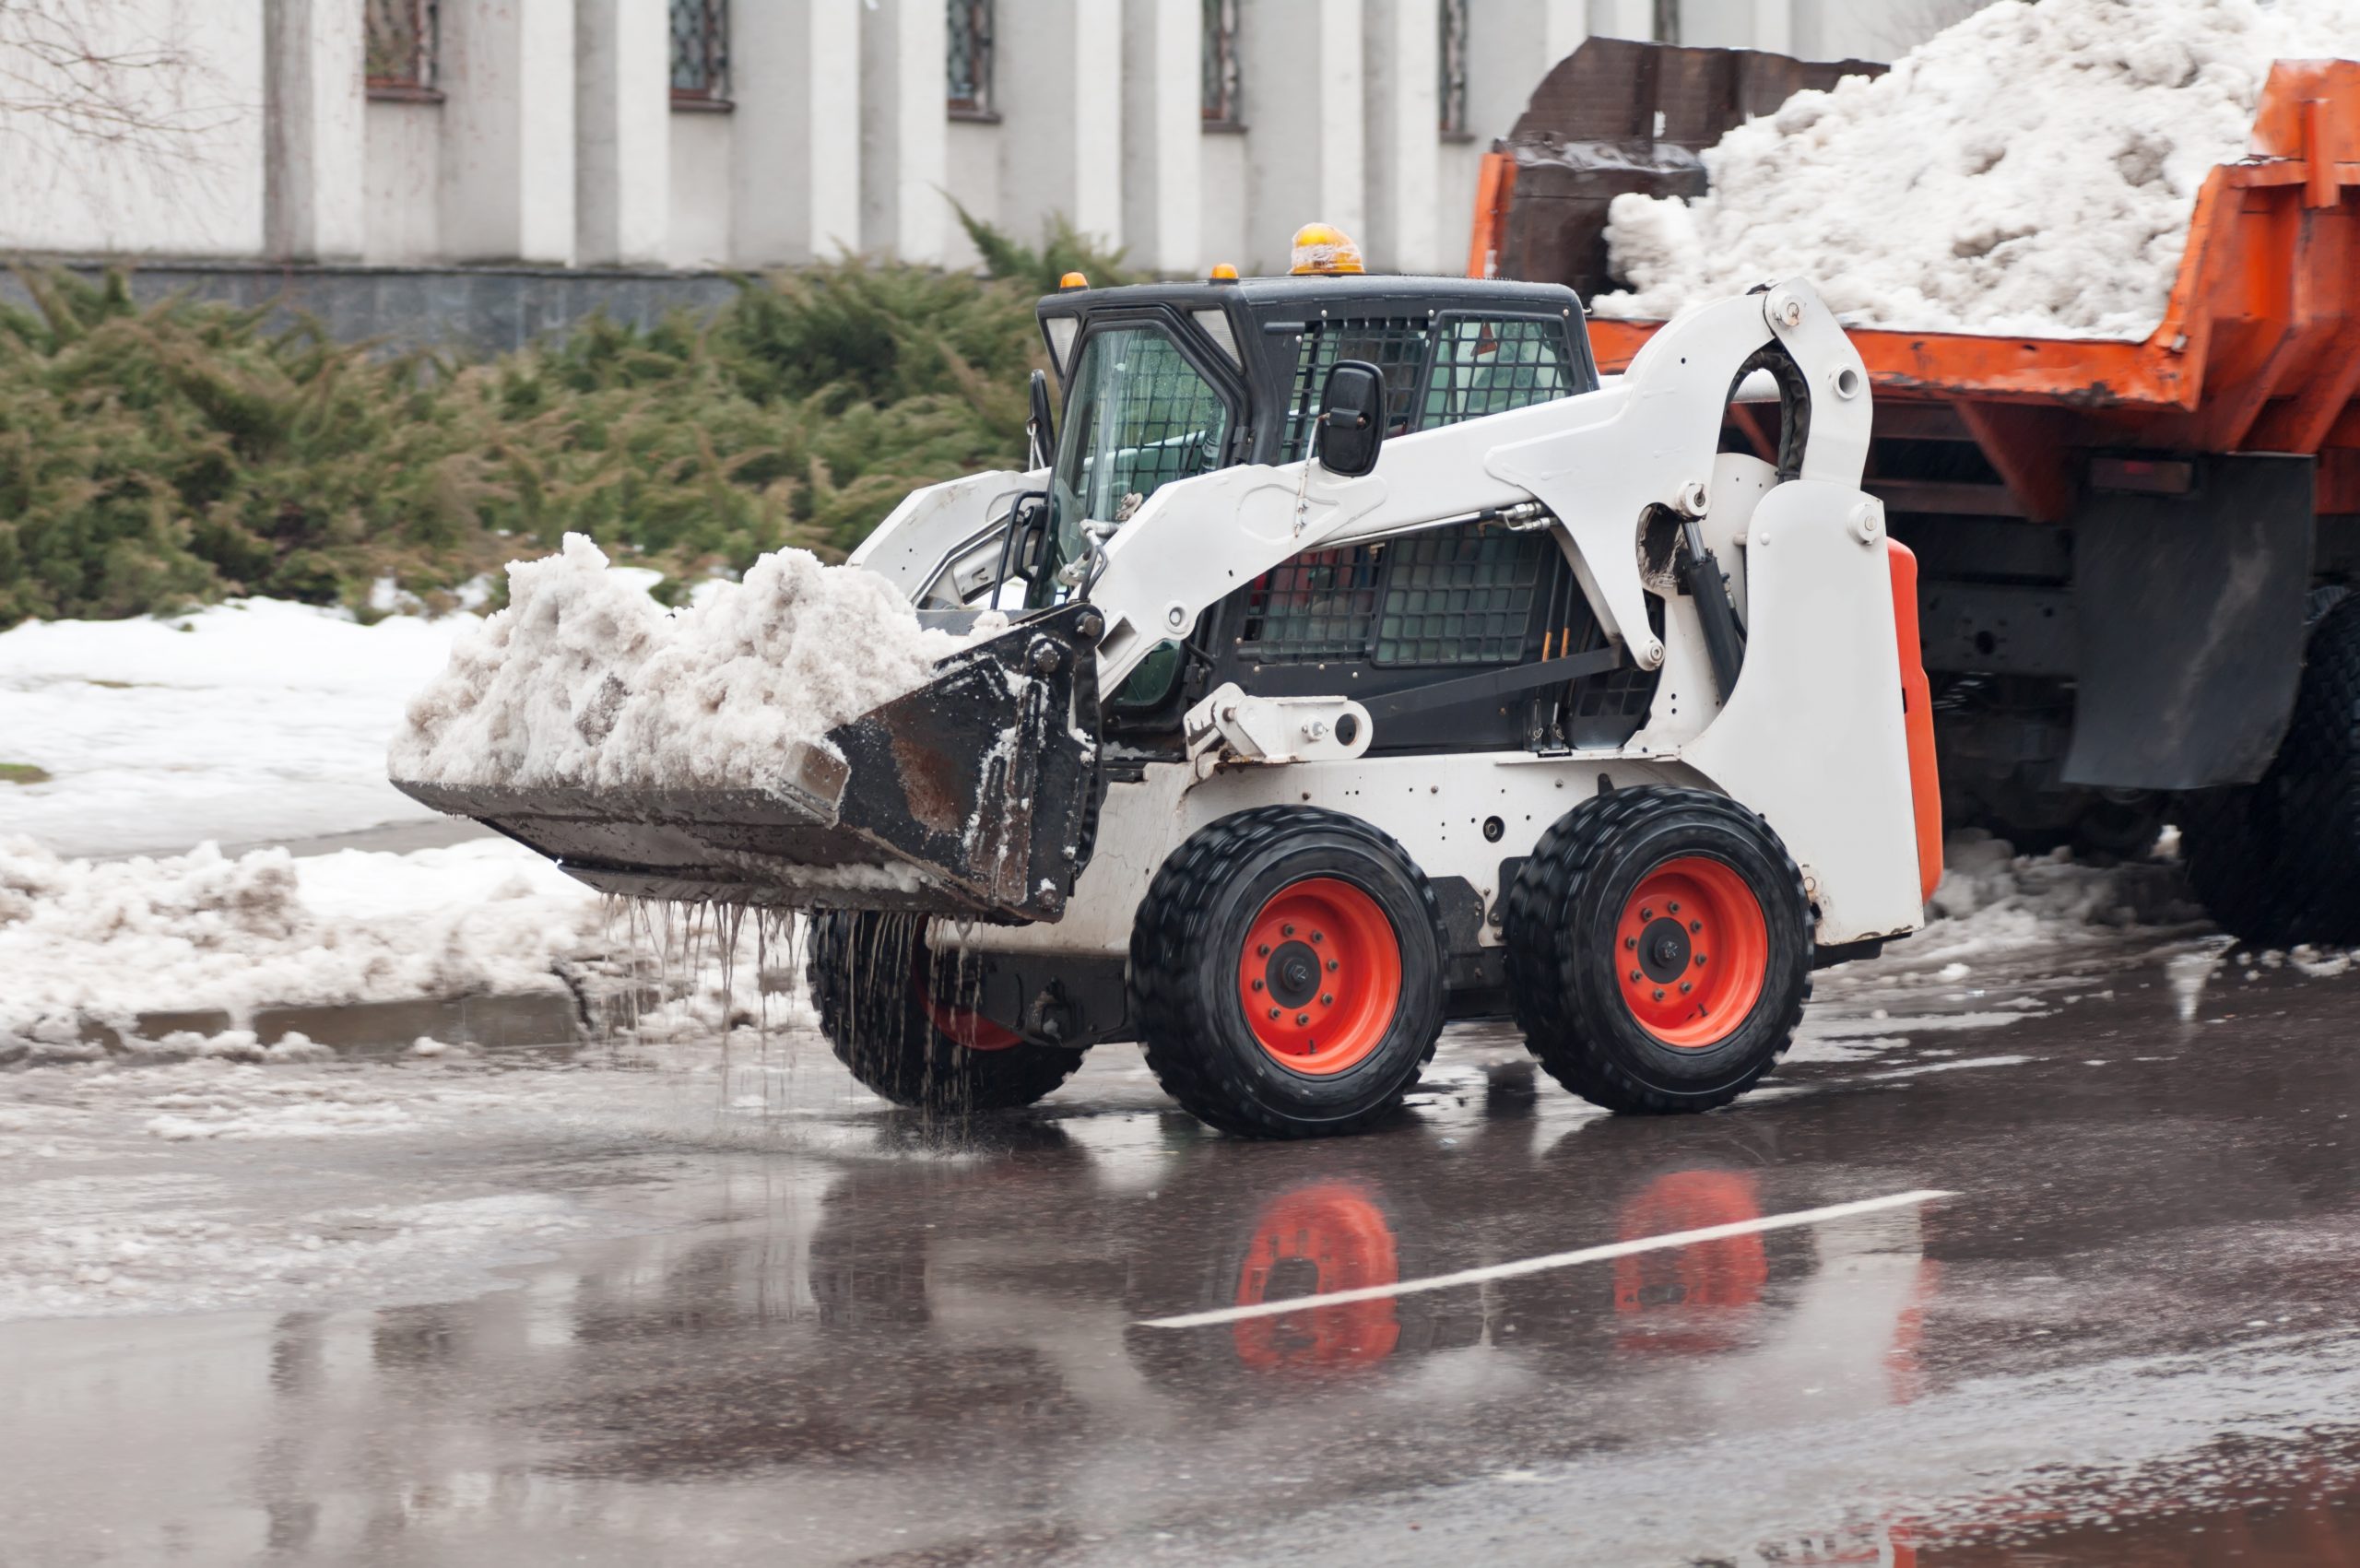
top-left (0, 0), bottom-right (242, 162)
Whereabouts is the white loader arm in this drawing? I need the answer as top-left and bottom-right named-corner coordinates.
top-left (851, 466), bottom-right (1045, 609)
top-left (1084, 280), bottom-right (1870, 689)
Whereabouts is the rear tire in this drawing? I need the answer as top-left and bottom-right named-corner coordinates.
top-left (2181, 594), bottom-right (2360, 947)
top-left (1504, 786), bottom-right (1811, 1114)
top-left (806, 910), bottom-right (1084, 1114)
top-left (1129, 807), bottom-right (1446, 1138)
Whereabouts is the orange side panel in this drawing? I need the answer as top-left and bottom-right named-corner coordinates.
top-left (1886, 542), bottom-right (1943, 903)
top-left (1466, 151), bottom-right (1517, 280)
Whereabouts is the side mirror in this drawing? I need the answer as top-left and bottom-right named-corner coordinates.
top-left (1027, 369), bottom-right (1056, 470)
top-left (1314, 360), bottom-right (1386, 477)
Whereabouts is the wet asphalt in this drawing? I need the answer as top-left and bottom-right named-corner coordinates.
top-left (6, 931), bottom-right (2360, 1566)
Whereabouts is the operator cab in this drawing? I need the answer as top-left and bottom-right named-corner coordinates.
top-left (1025, 241), bottom-right (1647, 760)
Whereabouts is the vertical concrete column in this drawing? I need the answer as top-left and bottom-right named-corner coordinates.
top-left (1363, 0), bottom-right (1439, 276)
top-left (734, 0), bottom-right (862, 265)
top-left (441, 0), bottom-right (576, 263)
top-left (1465, 1), bottom-right (1587, 146)
top-left (575, 0), bottom-right (668, 266)
top-left (1238, 0), bottom-right (1363, 276)
top-left (1122, 0), bottom-right (1200, 275)
top-left (860, 0), bottom-right (949, 264)
top-left (263, 0), bottom-right (366, 261)
top-left (999, 0), bottom-right (1124, 253)
top-left (1587, 0), bottom-right (1658, 41)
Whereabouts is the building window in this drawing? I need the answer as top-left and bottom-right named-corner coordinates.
top-left (947, 0), bottom-right (995, 119)
top-left (1439, 0), bottom-right (1470, 138)
top-left (364, 0), bottom-right (439, 100)
top-left (669, 0), bottom-right (730, 107)
top-left (1201, 0), bottom-right (1242, 128)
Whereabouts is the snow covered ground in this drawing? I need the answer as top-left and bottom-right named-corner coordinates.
top-left (0, 597), bottom-right (466, 857)
top-left (0, 836), bottom-right (608, 1056)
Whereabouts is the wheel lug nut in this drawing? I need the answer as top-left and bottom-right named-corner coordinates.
top-left (1327, 959), bottom-right (1339, 972)
top-left (1690, 920), bottom-right (1702, 933)
top-left (1630, 970), bottom-right (1644, 984)
top-left (1640, 906), bottom-right (1653, 920)
top-left (1252, 979), bottom-right (1264, 991)
top-left (1625, 936), bottom-right (1636, 949)
top-left (1680, 982), bottom-right (1693, 995)
top-left (1257, 944), bottom-right (1270, 957)
top-left (1652, 988), bottom-right (1665, 1001)
top-left (1320, 993), bottom-right (1333, 1006)
top-left (1296, 1013), bottom-right (1311, 1026)
top-left (1282, 924), bottom-right (1295, 937)
top-left (1668, 902), bottom-right (1680, 914)
top-left (1268, 1008), bottom-right (1280, 1020)
top-left (1695, 954), bottom-right (1707, 967)
top-left (1311, 931), bottom-right (1324, 944)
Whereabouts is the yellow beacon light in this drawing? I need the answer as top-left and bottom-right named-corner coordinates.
top-left (1058, 270), bottom-right (1090, 289)
top-left (1209, 262), bottom-right (1240, 281)
top-left (1289, 223), bottom-right (1365, 276)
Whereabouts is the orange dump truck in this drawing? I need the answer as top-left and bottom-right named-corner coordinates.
top-left (1471, 44), bottom-right (2360, 945)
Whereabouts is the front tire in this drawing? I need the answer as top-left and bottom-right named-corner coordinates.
top-left (1129, 807), bottom-right (1446, 1138)
top-left (806, 910), bottom-right (1084, 1114)
top-left (1504, 786), bottom-right (1811, 1114)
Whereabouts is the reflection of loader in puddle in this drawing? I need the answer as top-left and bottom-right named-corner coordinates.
top-left (1228, 1182), bottom-right (1403, 1373)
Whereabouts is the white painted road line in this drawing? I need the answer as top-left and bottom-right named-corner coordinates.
top-left (1134, 1187), bottom-right (1958, 1330)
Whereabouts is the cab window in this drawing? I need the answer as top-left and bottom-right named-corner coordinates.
top-left (1049, 326), bottom-right (1233, 567)
top-left (1422, 316), bottom-right (1577, 427)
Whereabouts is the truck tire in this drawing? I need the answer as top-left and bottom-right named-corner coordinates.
top-left (1129, 807), bottom-right (1446, 1138)
top-left (805, 910), bottom-right (1084, 1114)
top-left (1504, 786), bottom-right (1811, 1114)
top-left (2181, 593), bottom-right (2360, 947)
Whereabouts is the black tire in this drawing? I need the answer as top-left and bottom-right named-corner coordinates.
top-left (805, 910), bottom-right (1084, 1114)
top-left (2181, 593), bottom-right (2360, 947)
top-left (1128, 806), bottom-right (1446, 1138)
top-left (1504, 785), bottom-right (1811, 1114)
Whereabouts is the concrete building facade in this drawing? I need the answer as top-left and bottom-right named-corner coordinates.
top-left (0, 0), bottom-right (1967, 281)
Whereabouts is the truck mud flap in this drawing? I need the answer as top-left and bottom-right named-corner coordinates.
top-left (2063, 454), bottom-right (2313, 791)
top-left (394, 602), bottom-right (1104, 922)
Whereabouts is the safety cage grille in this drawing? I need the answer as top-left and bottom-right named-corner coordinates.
top-left (1278, 314), bottom-right (1579, 462)
top-left (1237, 526), bottom-right (1561, 668)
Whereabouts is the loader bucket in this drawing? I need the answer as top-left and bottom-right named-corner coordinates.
top-left (392, 601), bottom-right (1105, 922)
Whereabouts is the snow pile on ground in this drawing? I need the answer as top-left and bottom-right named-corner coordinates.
top-left (1596, 0), bottom-right (2360, 337)
top-left (0, 596), bottom-right (472, 857)
top-left (0, 836), bottom-right (603, 1055)
top-left (1895, 828), bottom-right (2205, 973)
top-left (392, 535), bottom-right (997, 792)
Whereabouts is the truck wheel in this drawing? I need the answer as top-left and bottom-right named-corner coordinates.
top-left (1129, 807), bottom-right (1446, 1138)
top-left (1504, 786), bottom-right (1811, 1114)
top-left (805, 910), bottom-right (1084, 1114)
top-left (2182, 594), bottom-right (2360, 947)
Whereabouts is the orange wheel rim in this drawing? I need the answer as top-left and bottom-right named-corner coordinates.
top-left (1235, 877), bottom-right (1400, 1075)
top-left (911, 949), bottom-right (1022, 1051)
top-left (1614, 856), bottom-right (1767, 1048)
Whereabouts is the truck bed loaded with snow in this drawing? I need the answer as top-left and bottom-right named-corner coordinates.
top-left (1469, 8), bottom-right (2360, 946)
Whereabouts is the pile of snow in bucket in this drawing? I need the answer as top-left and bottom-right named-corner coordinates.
top-left (390, 535), bottom-right (1001, 792)
top-left (1595, 0), bottom-right (2360, 337)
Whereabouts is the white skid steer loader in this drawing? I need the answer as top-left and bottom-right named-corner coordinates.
top-left (396, 263), bottom-right (1941, 1138)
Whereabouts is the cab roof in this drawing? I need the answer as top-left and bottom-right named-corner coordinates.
top-left (1035, 273), bottom-right (1583, 320)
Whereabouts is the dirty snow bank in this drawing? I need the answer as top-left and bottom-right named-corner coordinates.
top-left (392, 535), bottom-right (997, 791)
top-left (1597, 0), bottom-right (2360, 337)
top-left (0, 836), bottom-right (603, 1055)
top-left (0, 597), bottom-right (470, 856)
